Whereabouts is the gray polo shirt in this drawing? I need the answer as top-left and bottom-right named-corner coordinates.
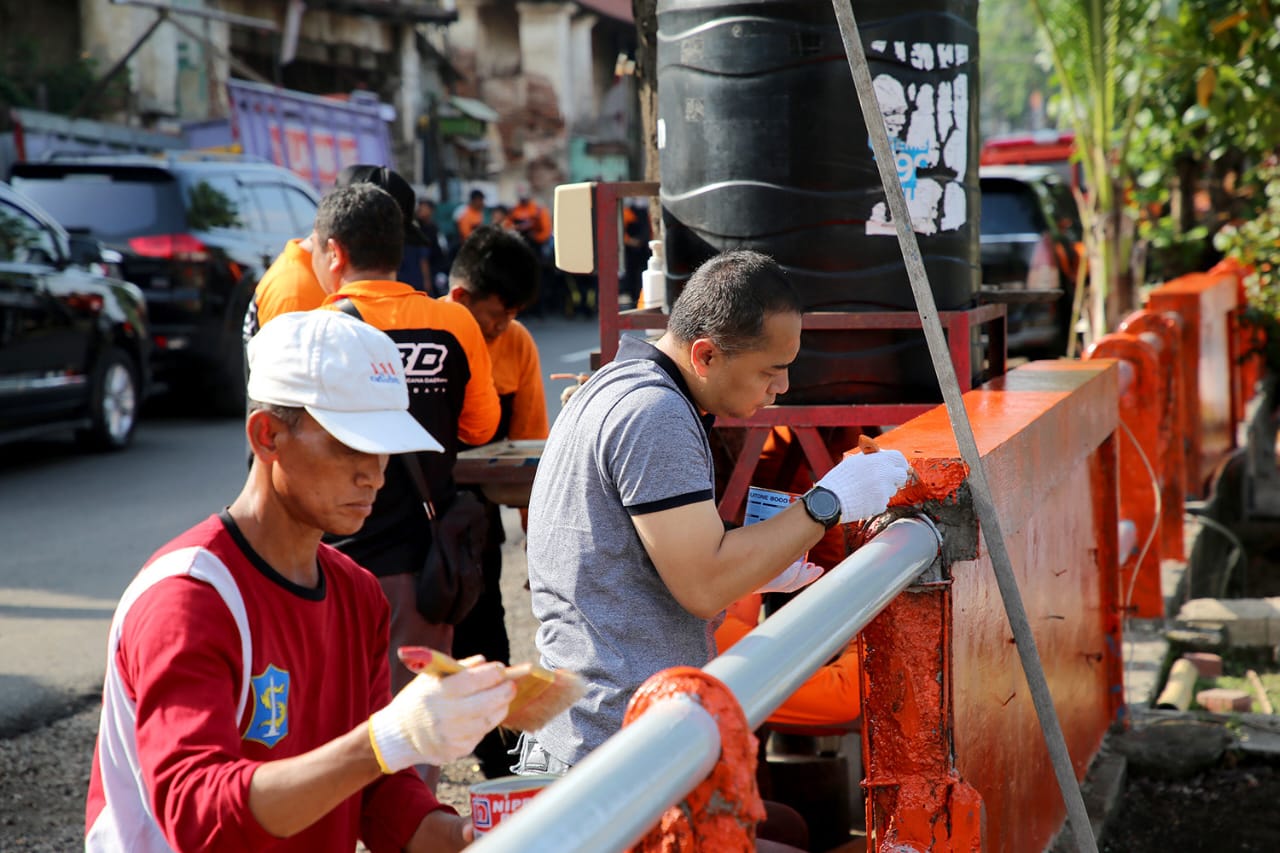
top-left (526, 336), bottom-right (718, 766)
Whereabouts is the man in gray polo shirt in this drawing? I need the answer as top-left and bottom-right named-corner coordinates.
top-left (520, 250), bottom-right (912, 776)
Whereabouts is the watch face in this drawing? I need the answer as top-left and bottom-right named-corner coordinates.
top-left (806, 488), bottom-right (841, 524)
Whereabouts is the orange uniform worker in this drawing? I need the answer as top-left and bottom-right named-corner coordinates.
top-left (508, 189), bottom-right (552, 247)
top-left (455, 189), bottom-right (487, 243)
top-left (446, 226), bottom-right (548, 442)
top-left (715, 592), bottom-right (861, 728)
top-left (243, 165), bottom-right (430, 339)
top-left (310, 183), bottom-right (500, 791)
top-left (243, 236), bottom-right (324, 338)
top-left (445, 225), bottom-right (546, 778)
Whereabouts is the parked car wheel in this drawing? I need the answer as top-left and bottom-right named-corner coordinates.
top-left (77, 349), bottom-right (140, 451)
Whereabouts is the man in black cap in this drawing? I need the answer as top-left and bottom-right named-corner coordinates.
top-left (334, 165), bottom-right (434, 293)
top-left (244, 164), bottom-right (432, 339)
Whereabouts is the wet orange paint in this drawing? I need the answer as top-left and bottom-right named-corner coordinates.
top-left (625, 667), bottom-right (764, 852)
top-left (856, 360), bottom-right (1120, 853)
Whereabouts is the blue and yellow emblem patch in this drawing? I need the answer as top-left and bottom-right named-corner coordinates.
top-left (245, 664), bottom-right (290, 748)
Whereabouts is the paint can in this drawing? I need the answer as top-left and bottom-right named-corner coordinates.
top-left (469, 774), bottom-right (559, 835)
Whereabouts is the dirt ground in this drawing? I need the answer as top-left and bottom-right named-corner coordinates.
top-left (1100, 499), bottom-right (1280, 852)
top-left (1101, 755), bottom-right (1280, 851)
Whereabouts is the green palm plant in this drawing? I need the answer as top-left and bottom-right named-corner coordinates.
top-left (1028, 0), bottom-right (1161, 351)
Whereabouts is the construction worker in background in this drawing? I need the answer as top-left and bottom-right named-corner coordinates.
top-left (311, 183), bottom-right (500, 792)
top-left (508, 185), bottom-right (566, 318)
top-left (455, 189), bottom-right (487, 244)
top-left (508, 186), bottom-right (552, 251)
top-left (243, 165), bottom-right (431, 340)
top-left (444, 225), bottom-right (547, 779)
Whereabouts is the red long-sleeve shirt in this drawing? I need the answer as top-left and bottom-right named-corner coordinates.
top-left (86, 513), bottom-right (449, 852)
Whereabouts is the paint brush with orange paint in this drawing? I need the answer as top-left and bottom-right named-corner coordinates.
top-left (397, 646), bottom-right (585, 732)
top-left (857, 434), bottom-right (932, 507)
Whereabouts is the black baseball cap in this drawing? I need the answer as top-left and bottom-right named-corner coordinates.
top-left (335, 164), bottom-right (428, 247)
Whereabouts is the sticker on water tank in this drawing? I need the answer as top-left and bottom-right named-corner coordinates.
top-left (657, 118), bottom-right (666, 150)
top-left (864, 40), bottom-right (972, 238)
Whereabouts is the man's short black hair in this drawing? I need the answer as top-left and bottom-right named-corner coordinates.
top-left (313, 183), bottom-right (404, 273)
top-left (450, 225), bottom-right (540, 310)
top-left (469, 189), bottom-right (486, 202)
top-left (666, 250), bottom-right (802, 355)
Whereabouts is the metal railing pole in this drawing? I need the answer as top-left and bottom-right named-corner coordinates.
top-left (469, 517), bottom-right (941, 853)
top-left (469, 696), bottom-right (721, 852)
top-left (706, 516), bottom-right (941, 729)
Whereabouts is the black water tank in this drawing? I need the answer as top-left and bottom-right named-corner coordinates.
top-left (657, 0), bottom-right (980, 404)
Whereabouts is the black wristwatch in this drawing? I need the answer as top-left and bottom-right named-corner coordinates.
top-left (801, 485), bottom-right (842, 529)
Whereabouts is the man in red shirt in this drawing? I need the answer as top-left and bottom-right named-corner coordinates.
top-left (86, 310), bottom-right (516, 852)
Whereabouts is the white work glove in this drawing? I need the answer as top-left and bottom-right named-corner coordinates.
top-left (816, 449), bottom-right (912, 523)
top-left (368, 662), bottom-right (515, 773)
top-left (756, 558), bottom-right (824, 594)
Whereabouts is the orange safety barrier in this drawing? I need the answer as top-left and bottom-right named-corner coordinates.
top-left (1145, 272), bottom-right (1240, 497)
top-left (1117, 310), bottom-right (1187, 561)
top-left (860, 359), bottom-right (1122, 853)
top-left (1208, 258), bottom-right (1267, 429)
top-left (1085, 333), bottom-right (1165, 618)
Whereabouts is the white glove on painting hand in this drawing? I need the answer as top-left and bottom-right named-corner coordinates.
top-left (368, 662), bottom-right (515, 773)
top-left (757, 559), bottom-right (824, 594)
top-left (816, 449), bottom-right (912, 523)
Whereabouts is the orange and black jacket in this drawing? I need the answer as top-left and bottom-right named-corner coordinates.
top-left (320, 280), bottom-right (500, 576)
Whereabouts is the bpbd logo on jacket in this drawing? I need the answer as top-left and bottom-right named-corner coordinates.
top-left (398, 341), bottom-right (448, 378)
top-left (245, 664), bottom-right (290, 748)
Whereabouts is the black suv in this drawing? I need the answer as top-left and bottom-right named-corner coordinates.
top-left (979, 165), bottom-right (1083, 357)
top-left (0, 182), bottom-right (150, 449)
top-left (10, 155), bottom-right (319, 411)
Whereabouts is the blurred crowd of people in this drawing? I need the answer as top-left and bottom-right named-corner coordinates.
top-left (433, 186), bottom-right (653, 319)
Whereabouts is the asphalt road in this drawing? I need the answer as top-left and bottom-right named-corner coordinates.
top-left (0, 314), bottom-right (602, 735)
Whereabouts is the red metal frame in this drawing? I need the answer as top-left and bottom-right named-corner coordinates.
top-left (584, 181), bottom-right (1008, 522)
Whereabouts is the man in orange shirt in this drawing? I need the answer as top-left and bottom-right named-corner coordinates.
top-left (455, 189), bottom-right (487, 244)
top-left (508, 187), bottom-right (552, 249)
top-left (242, 165), bottom-right (429, 339)
top-left (715, 592), bottom-right (860, 729)
top-left (444, 225), bottom-right (546, 778)
top-left (311, 183), bottom-right (501, 790)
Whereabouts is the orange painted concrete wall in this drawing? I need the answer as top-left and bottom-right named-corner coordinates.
top-left (1146, 272), bottom-right (1239, 496)
top-left (1085, 334), bottom-right (1167, 618)
top-left (874, 360), bottom-right (1121, 852)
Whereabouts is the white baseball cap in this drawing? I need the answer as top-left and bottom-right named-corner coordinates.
top-left (247, 310), bottom-right (443, 454)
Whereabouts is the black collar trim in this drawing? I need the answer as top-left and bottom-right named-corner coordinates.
top-left (218, 510), bottom-right (327, 602)
top-left (616, 336), bottom-right (716, 436)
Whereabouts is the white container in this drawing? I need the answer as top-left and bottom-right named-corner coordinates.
top-left (641, 239), bottom-right (666, 312)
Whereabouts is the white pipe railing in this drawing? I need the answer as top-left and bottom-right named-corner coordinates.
top-left (470, 516), bottom-right (943, 853)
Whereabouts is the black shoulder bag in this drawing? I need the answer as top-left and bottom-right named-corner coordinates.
top-left (333, 297), bottom-right (486, 625)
